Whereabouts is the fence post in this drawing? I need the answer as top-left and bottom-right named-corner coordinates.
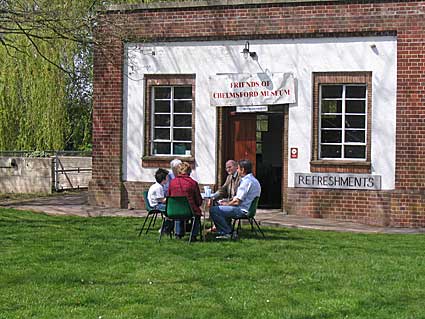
top-left (54, 152), bottom-right (59, 192)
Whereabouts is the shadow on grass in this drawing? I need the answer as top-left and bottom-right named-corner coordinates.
top-left (135, 220), bottom-right (308, 244)
top-left (197, 226), bottom-right (305, 243)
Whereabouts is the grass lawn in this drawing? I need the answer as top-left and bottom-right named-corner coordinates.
top-left (1, 208), bottom-right (424, 319)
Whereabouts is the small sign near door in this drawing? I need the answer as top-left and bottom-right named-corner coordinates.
top-left (237, 105), bottom-right (268, 113)
top-left (290, 148), bottom-right (298, 159)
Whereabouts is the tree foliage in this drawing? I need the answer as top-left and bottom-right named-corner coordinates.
top-left (0, 0), bottom-right (161, 151)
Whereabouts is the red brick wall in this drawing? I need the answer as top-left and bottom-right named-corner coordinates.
top-left (89, 26), bottom-right (124, 207)
top-left (91, 1), bottom-right (425, 227)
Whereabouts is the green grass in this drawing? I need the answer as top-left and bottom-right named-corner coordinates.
top-left (1, 208), bottom-right (424, 319)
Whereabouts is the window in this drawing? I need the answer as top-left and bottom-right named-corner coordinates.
top-left (319, 84), bottom-right (367, 159)
top-left (256, 115), bottom-right (268, 155)
top-left (151, 86), bottom-right (193, 156)
top-left (312, 72), bottom-right (372, 173)
top-left (143, 75), bottom-right (195, 167)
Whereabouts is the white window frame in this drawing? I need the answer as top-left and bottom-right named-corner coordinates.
top-left (319, 84), bottom-right (368, 160)
top-left (150, 86), bottom-right (193, 156)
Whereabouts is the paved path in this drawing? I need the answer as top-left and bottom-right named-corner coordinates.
top-left (1, 191), bottom-right (424, 234)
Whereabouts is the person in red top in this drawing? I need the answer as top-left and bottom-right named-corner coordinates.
top-left (168, 162), bottom-right (202, 240)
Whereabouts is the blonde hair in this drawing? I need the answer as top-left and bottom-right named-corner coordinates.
top-left (176, 162), bottom-right (191, 176)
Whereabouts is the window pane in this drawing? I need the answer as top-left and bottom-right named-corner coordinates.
top-left (345, 130), bottom-right (365, 143)
top-left (174, 100), bottom-right (192, 113)
top-left (346, 100), bottom-right (365, 114)
top-left (174, 87), bottom-right (192, 99)
top-left (346, 86), bottom-right (366, 98)
top-left (321, 130), bottom-right (342, 143)
top-left (321, 100), bottom-right (342, 113)
top-left (154, 115), bottom-right (170, 126)
top-left (154, 128), bottom-right (170, 140)
top-left (153, 142), bottom-right (171, 155)
top-left (173, 128), bottom-right (191, 141)
top-left (321, 85), bottom-right (342, 98)
top-left (344, 145), bottom-right (366, 159)
top-left (173, 143), bottom-right (191, 155)
top-left (154, 87), bottom-right (171, 99)
top-left (256, 131), bottom-right (262, 142)
top-left (256, 143), bottom-right (262, 154)
top-left (154, 100), bottom-right (170, 113)
top-left (174, 115), bottom-right (191, 127)
top-left (257, 119), bottom-right (268, 132)
top-left (345, 115), bottom-right (365, 129)
top-left (321, 115), bottom-right (342, 128)
top-left (321, 145), bottom-right (341, 158)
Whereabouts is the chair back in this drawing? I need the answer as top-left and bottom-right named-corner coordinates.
top-left (143, 190), bottom-right (154, 212)
top-left (246, 197), bottom-right (260, 218)
top-left (165, 196), bottom-right (194, 219)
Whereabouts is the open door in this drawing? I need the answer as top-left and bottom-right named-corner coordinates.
top-left (230, 113), bottom-right (257, 173)
top-left (226, 110), bottom-right (283, 209)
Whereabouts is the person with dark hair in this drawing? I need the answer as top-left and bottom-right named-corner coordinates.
top-left (148, 168), bottom-right (169, 211)
top-left (168, 162), bottom-right (203, 240)
top-left (148, 168), bottom-right (173, 233)
top-left (210, 159), bottom-right (261, 239)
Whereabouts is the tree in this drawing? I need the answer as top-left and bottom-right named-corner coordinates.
top-left (0, 0), bottom-right (97, 150)
top-left (0, 0), bottom-right (156, 151)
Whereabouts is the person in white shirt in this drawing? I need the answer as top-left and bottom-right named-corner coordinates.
top-left (210, 159), bottom-right (261, 239)
top-left (147, 168), bottom-right (169, 211)
top-left (147, 168), bottom-right (174, 234)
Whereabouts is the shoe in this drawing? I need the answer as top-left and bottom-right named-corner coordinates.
top-left (215, 233), bottom-right (231, 240)
top-left (206, 226), bottom-right (217, 233)
top-left (175, 234), bottom-right (184, 240)
top-left (190, 236), bottom-right (198, 242)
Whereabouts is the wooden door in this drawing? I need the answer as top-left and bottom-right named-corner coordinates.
top-left (230, 113), bottom-right (257, 174)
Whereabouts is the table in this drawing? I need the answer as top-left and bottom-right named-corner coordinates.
top-left (201, 193), bottom-right (213, 241)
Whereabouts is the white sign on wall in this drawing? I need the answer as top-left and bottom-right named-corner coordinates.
top-left (236, 105), bottom-right (268, 113)
top-left (209, 72), bottom-right (295, 107)
top-left (294, 173), bottom-right (382, 190)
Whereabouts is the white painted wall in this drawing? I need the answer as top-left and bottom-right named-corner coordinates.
top-left (123, 36), bottom-right (397, 190)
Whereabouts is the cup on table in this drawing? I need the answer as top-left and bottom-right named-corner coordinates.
top-left (204, 186), bottom-right (211, 198)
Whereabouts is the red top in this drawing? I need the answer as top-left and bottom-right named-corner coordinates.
top-left (168, 174), bottom-right (202, 216)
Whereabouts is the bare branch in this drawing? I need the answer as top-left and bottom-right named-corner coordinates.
top-left (14, 19), bottom-right (73, 76)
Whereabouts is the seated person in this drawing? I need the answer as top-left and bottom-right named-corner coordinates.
top-left (211, 160), bottom-right (241, 204)
top-left (210, 159), bottom-right (261, 239)
top-left (163, 158), bottom-right (182, 196)
top-left (168, 162), bottom-right (202, 240)
top-left (207, 159), bottom-right (241, 233)
top-left (147, 168), bottom-right (172, 233)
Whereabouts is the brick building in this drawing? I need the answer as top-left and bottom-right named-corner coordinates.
top-left (90, 0), bottom-right (425, 227)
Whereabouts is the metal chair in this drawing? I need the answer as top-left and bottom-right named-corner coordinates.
top-left (231, 197), bottom-right (265, 239)
top-left (159, 196), bottom-right (199, 243)
top-left (138, 190), bottom-right (163, 236)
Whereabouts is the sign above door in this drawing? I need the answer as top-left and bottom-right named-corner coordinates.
top-left (209, 72), bottom-right (295, 107)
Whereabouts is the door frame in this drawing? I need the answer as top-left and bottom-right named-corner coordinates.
top-left (216, 106), bottom-right (289, 211)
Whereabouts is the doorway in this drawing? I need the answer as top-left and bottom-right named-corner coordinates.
top-left (223, 108), bottom-right (284, 208)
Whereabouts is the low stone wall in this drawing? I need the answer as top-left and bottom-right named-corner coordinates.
top-left (0, 156), bottom-right (92, 194)
top-left (0, 157), bottom-right (53, 193)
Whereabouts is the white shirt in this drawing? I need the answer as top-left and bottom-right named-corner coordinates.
top-left (148, 182), bottom-right (165, 207)
top-left (235, 173), bottom-right (261, 212)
